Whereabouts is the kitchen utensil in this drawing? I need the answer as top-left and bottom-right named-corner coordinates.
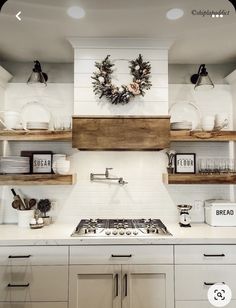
top-left (21, 101), bottom-right (51, 129)
top-left (0, 111), bottom-right (20, 130)
top-left (28, 199), bottom-right (37, 209)
top-left (177, 205), bottom-right (192, 227)
top-left (205, 199), bottom-right (236, 226)
top-left (11, 188), bottom-right (26, 210)
top-left (11, 200), bottom-right (20, 210)
top-left (169, 102), bottom-right (201, 130)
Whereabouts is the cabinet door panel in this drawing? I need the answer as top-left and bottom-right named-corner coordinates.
top-left (0, 266), bottom-right (68, 301)
top-left (0, 303), bottom-right (67, 308)
top-left (69, 265), bottom-right (121, 308)
top-left (122, 265), bottom-right (174, 308)
top-left (176, 301), bottom-right (236, 308)
top-left (175, 265), bottom-right (236, 300)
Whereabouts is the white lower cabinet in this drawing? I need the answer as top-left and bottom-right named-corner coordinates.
top-left (0, 265), bottom-right (68, 302)
top-left (122, 265), bottom-right (174, 308)
top-left (175, 265), bottom-right (236, 300)
top-left (176, 301), bottom-right (236, 308)
top-left (69, 264), bottom-right (174, 308)
top-left (69, 265), bottom-right (121, 308)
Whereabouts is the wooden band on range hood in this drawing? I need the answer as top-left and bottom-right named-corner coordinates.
top-left (72, 116), bottom-right (170, 151)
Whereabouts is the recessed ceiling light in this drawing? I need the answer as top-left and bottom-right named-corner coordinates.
top-left (67, 6), bottom-right (85, 19)
top-left (166, 8), bottom-right (184, 20)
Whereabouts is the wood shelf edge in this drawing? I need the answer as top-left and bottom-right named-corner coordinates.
top-left (170, 130), bottom-right (236, 142)
top-left (163, 173), bottom-right (236, 185)
top-left (0, 174), bottom-right (76, 186)
top-left (0, 130), bottom-right (72, 141)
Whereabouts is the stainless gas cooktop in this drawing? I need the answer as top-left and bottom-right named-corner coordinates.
top-left (71, 219), bottom-right (172, 237)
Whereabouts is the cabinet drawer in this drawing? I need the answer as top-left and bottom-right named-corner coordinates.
top-left (70, 245), bottom-right (173, 264)
top-left (175, 245), bottom-right (236, 264)
top-left (175, 265), bottom-right (236, 300)
top-left (0, 303), bottom-right (67, 308)
top-left (0, 266), bottom-right (68, 301)
top-left (0, 246), bottom-right (68, 266)
top-left (176, 301), bottom-right (236, 308)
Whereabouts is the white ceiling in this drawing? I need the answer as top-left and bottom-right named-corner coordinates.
top-left (0, 0), bottom-right (235, 64)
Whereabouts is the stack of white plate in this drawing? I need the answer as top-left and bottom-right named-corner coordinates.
top-left (0, 156), bottom-right (30, 174)
top-left (171, 121), bottom-right (192, 131)
top-left (26, 122), bottom-right (49, 130)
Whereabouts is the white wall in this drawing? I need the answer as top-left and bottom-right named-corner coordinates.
top-left (0, 54), bottom-right (234, 225)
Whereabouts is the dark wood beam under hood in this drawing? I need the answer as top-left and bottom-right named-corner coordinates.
top-left (72, 116), bottom-right (170, 150)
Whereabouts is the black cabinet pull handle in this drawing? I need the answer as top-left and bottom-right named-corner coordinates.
top-left (114, 274), bottom-right (119, 297)
top-left (7, 283), bottom-right (30, 288)
top-left (111, 254), bottom-right (132, 258)
top-left (8, 255), bottom-right (31, 259)
top-left (204, 282), bottom-right (225, 286)
top-left (124, 274), bottom-right (128, 297)
top-left (203, 254), bottom-right (225, 257)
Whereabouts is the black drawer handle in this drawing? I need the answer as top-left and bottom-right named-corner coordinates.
top-left (8, 255), bottom-right (31, 259)
top-left (204, 282), bottom-right (225, 286)
top-left (111, 254), bottom-right (132, 258)
top-left (203, 254), bottom-right (225, 257)
top-left (7, 283), bottom-right (30, 288)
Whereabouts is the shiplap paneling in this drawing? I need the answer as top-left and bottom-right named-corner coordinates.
top-left (75, 74), bottom-right (168, 88)
top-left (74, 100), bottom-right (168, 116)
top-left (74, 87), bottom-right (168, 102)
top-left (74, 59), bottom-right (168, 75)
top-left (74, 49), bottom-right (168, 60)
top-left (73, 42), bottom-right (169, 116)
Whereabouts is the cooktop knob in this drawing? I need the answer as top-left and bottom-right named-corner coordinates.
top-left (112, 230), bottom-right (118, 235)
top-left (119, 229), bottom-right (125, 235)
top-left (133, 230), bottom-right (138, 236)
top-left (126, 230), bottom-right (131, 235)
top-left (105, 230), bottom-right (111, 235)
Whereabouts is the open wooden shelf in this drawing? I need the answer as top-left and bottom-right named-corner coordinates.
top-left (0, 174), bottom-right (76, 185)
top-left (0, 130), bottom-right (72, 141)
top-left (170, 130), bottom-right (236, 142)
top-left (163, 173), bottom-right (236, 185)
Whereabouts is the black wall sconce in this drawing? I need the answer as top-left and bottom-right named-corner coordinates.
top-left (27, 60), bottom-right (48, 87)
top-left (190, 64), bottom-right (214, 90)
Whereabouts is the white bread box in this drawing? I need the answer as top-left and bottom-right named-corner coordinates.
top-left (205, 199), bottom-right (236, 226)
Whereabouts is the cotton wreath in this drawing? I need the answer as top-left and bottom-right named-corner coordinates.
top-left (92, 54), bottom-right (152, 105)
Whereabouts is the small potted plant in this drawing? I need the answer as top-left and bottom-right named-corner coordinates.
top-left (37, 199), bottom-right (52, 226)
top-left (166, 149), bottom-right (176, 174)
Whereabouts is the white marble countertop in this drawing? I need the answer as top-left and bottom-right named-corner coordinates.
top-left (0, 222), bottom-right (236, 245)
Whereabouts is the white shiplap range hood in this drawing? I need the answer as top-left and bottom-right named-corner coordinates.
top-left (69, 38), bottom-right (172, 150)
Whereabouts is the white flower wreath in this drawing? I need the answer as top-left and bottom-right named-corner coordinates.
top-left (92, 54), bottom-right (152, 105)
